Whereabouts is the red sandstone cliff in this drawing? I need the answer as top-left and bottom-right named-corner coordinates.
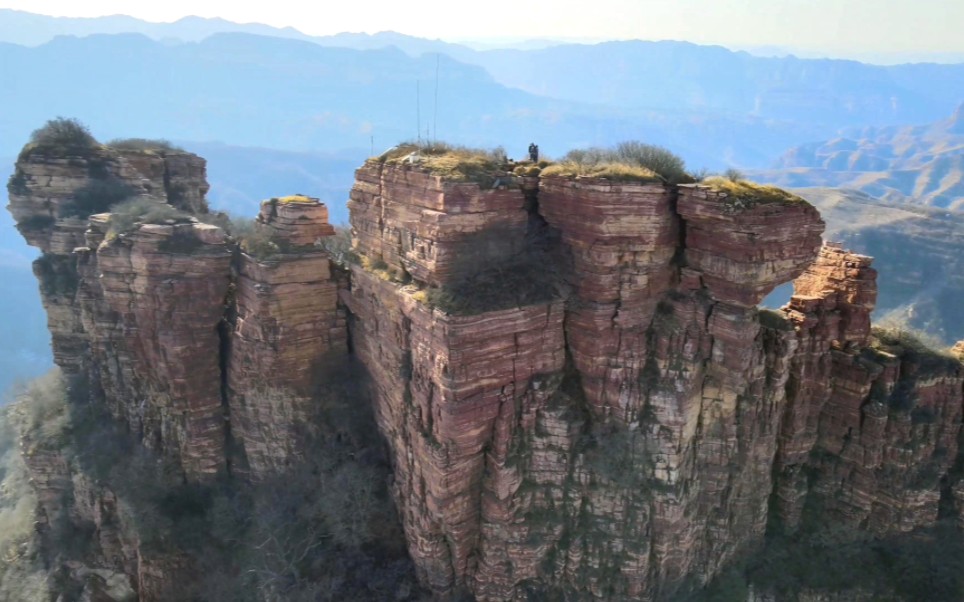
top-left (7, 142), bottom-right (964, 601)
top-left (342, 160), bottom-right (963, 601)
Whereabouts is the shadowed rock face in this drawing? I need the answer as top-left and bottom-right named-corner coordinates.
top-left (8, 147), bottom-right (964, 601)
top-left (228, 196), bottom-right (347, 476)
top-left (348, 161), bottom-right (528, 287)
top-left (775, 245), bottom-right (962, 535)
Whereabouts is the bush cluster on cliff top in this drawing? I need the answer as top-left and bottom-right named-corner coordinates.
top-left (542, 141), bottom-right (691, 184)
top-left (700, 176), bottom-right (805, 206)
top-left (28, 117), bottom-right (98, 153)
top-left (379, 141), bottom-right (509, 183)
top-left (870, 324), bottom-right (961, 373)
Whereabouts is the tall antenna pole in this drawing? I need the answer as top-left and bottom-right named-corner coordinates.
top-left (433, 53), bottom-right (440, 144)
top-left (416, 81), bottom-right (421, 147)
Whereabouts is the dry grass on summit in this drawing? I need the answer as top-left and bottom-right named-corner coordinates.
top-left (379, 142), bottom-right (507, 183)
top-left (540, 160), bottom-right (662, 182)
top-left (701, 176), bottom-right (806, 206)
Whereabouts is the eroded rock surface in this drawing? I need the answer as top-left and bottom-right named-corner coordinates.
top-left (344, 163), bottom-right (963, 601)
top-left (229, 197), bottom-right (348, 476)
top-left (8, 146), bottom-right (964, 601)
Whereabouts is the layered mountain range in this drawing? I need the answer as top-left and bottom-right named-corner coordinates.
top-left (757, 104), bottom-right (964, 209)
top-left (793, 187), bottom-right (964, 344)
top-left (5, 133), bottom-right (964, 600)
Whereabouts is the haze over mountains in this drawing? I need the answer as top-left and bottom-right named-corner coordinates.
top-left (1, 8), bottom-right (963, 393)
top-left (756, 105), bottom-right (964, 209)
top-left (2, 9), bottom-right (964, 165)
top-left (792, 188), bottom-right (964, 342)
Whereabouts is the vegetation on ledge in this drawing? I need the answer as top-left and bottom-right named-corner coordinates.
top-left (870, 324), bottom-right (961, 373)
top-left (758, 307), bottom-right (794, 331)
top-left (107, 197), bottom-right (192, 237)
top-left (540, 160), bottom-right (663, 183)
top-left (22, 117), bottom-right (99, 158)
top-left (378, 141), bottom-right (509, 184)
top-left (6, 362), bottom-right (423, 601)
top-left (272, 194), bottom-right (316, 204)
top-left (700, 176), bottom-right (806, 207)
top-left (60, 179), bottom-right (136, 219)
top-left (107, 138), bottom-right (184, 153)
top-left (423, 251), bottom-right (557, 316)
top-left (543, 141), bottom-right (692, 184)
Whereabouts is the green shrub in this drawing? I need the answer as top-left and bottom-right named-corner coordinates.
top-left (238, 226), bottom-right (283, 259)
top-left (7, 169), bottom-right (29, 196)
top-left (871, 324), bottom-right (960, 374)
top-left (758, 308), bottom-right (793, 331)
top-left (108, 138), bottom-right (183, 152)
top-left (613, 141), bottom-right (691, 184)
top-left (742, 523), bottom-right (964, 601)
top-left (18, 214), bottom-right (55, 232)
top-left (425, 254), bottom-right (557, 315)
top-left (33, 254), bottom-right (79, 297)
top-left (157, 229), bottom-right (204, 254)
top-left (723, 167), bottom-right (745, 182)
top-left (0, 401), bottom-right (51, 601)
top-left (28, 117), bottom-right (98, 152)
top-left (546, 141), bottom-right (692, 184)
top-left (371, 257), bottom-right (389, 271)
top-left (59, 179), bottom-right (135, 218)
top-left (323, 225), bottom-right (359, 267)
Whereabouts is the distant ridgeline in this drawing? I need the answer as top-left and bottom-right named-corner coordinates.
top-left (757, 103), bottom-right (964, 210)
top-left (3, 121), bottom-right (964, 601)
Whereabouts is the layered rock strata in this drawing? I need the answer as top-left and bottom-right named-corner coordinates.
top-left (229, 197), bottom-right (347, 476)
top-left (8, 144), bottom-right (351, 598)
top-left (775, 245), bottom-right (962, 533)
top-left (77, 218), bottom-right (233, 477)
top-left (9, 143), bottom-right (964, 601)
top-left (349, 161), bottom-right (527, 286)
top-left (345, 162), bottom-right (964, 601)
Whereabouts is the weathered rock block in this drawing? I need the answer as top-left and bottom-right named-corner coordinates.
top-left (677, 184), bottom-right (825, 306)
top-left (349, 162), bottom-right (527, 287)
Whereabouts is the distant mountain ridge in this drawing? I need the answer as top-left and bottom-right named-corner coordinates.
top-left (755, 105), bottom-right (964, 209)
top-left (795, 187), bottom-right (964, 342)
top-left (3, 9), bottom-right (964, 136)
top-left (0, 30), bottom-right (867, 169)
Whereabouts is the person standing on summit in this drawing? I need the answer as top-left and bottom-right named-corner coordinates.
top-left (528, 142), bottom-right (539, 162)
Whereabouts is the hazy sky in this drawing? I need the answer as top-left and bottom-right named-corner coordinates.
top-left (2, 0), bottom-right (962, 57)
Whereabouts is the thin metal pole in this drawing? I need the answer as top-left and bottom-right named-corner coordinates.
top-left (433, 54), bottom-right (440, 143)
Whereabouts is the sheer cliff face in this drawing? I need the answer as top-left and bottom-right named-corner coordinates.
top-left (228, 199), bottom-right (347, 475)
top-left (344, 161), bottom-right (963, 600)
top-left (9, 145), bottom-right (231, 478)
top-left (7, 145), bottom-right (347, 482)
top-left (8, 147), bottom-right (964, 601)
top-left (8, 144), bottom-right (352, 599)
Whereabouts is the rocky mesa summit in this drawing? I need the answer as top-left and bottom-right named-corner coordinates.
top-left (5, 129), bottom-right (964, 601)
